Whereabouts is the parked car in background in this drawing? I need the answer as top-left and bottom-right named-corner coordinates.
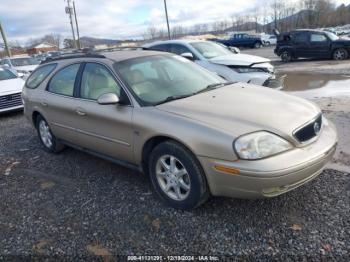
top-left (215, 33), bottom-right (264, 48)
top-left (144, 40), bottom-right (283, 89)
top-left (0, 66), bottom-right (25, 113)
top-left (0, 55), bottom-right (40, 77)
top-left (22, 51), bottom-right (337, 209)
top-left (262, 34), bottom-right (277, 45)
top-left (274, 29), bottom-right (350, 62)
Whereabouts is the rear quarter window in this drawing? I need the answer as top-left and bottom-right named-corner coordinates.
top-left (26, 63), bottom-right (57, 89)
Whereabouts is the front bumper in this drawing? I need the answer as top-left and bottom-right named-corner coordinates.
top-left (198, 120), bottom-right (337, 199)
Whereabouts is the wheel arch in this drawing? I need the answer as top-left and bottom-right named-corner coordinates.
top-left (141, 135), bottom-right (198, 175)
top-left (32, 110), bottom-right (42, 128)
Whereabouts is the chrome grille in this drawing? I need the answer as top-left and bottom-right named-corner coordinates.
top-left (0, 92), bottom-right (23, 110)
top-left (294, 115), bottom-right (322, 143)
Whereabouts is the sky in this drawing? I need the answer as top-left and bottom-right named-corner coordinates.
top-left (1, 0), bottom-right (350, 45)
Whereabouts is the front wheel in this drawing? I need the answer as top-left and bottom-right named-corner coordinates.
top-left (36, 115), bottom-right (65, 153)
top-left (333, 48), bottom-right (348, 60)
top-left (149, 141), bottom-right (209, 210)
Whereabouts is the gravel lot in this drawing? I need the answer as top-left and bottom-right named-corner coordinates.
top-left (0, 112), bottom-right (349, 260)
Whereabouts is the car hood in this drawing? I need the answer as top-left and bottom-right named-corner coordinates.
top-left (14, 65), bottom-right (38, 72)
top-left (209, 54), bottom-right (270, 66)
top-left (156, 83), bottom-right (320, 142)
top-left (0, 78), bottom-right (24, 96)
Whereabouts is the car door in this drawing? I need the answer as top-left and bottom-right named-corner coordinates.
top-left (44, 63), bottom-right (81, 143)
top-left (292, 32), bottom-right (312, 57)
top-left (309, 33), bottom-right (331, 58)
top-left (72, 62), bottom-right (134, 163)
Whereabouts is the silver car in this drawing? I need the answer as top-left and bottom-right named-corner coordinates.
top-left (22, 51), bottom-right (337, 210)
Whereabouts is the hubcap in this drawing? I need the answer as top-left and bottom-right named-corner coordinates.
top-left (156, 155), bottom-right (191, 201)
top-left (39, 120), bottom-right (53, 148)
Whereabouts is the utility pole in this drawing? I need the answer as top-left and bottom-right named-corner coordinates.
top-left (163, 0), bottom-right (171, 40)
top-left (65, 0), bottom-right (77, 49)
top-left (0, 21), bottom-right (11, 57)
top-left (73, 1), bottom-right (81, 49)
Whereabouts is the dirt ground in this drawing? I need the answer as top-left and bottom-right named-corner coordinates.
top-left (244, 46), bottom-right (350, 172)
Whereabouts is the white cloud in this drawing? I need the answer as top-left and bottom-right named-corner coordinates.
top-left (1, 0), bottom-right (350, 44)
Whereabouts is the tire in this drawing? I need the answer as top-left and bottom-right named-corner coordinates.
top-left (148, 141), bottom-right (209, 210)
top-left (280, 50), bottom-right (293, 62)
top-left (36, 115), bottom-right (65, 153)
top-left (333, 48), bottom-right (348, 60)
top-left (254, 42), bottom-right (262, 49)
top-left (265, 41), bottom-right (270, 46)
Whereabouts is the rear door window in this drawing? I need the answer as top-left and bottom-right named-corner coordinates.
top-left (294, 33), bottom-right (309, 44)
top-left (148, 44), bottom-right (170, 52)
top-left (47, 64), bottom-right (80, 96)
top-left (170, 44), bottom-right (192, 55)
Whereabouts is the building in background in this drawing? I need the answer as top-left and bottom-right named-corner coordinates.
top-left (27, 42), bottom-right (58, 55)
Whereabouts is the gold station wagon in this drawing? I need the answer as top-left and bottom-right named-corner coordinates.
top-left (22, 51), bottom-right (337, 210)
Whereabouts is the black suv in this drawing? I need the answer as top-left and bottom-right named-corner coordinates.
top-left (274, 29), bottom-right (350, 62)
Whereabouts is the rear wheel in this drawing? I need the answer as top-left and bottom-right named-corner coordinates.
top-left (254, 42), bottom-right (262, 48)
top-left (149, 141), bottom-right (209, 210)
top-left (36, 115), bottom-right (65, 153)
top-left (333, 48), bottom-right (348, 60)
top-left (280, 50), bottom-right (293, 62)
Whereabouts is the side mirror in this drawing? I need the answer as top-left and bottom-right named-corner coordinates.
top-left (181, 52), bottom-right (194, 61)
top-left (97, 93), bottom-right (119, 105)
top-left (17, 72), bottom-right (25, 78)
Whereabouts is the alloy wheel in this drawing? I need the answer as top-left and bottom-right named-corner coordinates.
top-left (334, 49), bottom-right (346, 60)
top-left (155, 155), bottom-right (191, 201)
top-left (39, 120), bottom-right (53, 148)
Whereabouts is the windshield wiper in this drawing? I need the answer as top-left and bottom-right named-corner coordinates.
top-left (195, 81), bottom-right (236, 95)
top-left (155, 82), bottom-right (236, 105)
top-left (155, 94), bottom-right (193, 105)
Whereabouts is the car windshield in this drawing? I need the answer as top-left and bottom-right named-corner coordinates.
top-left (0, 68), bottom-right (17, 81)
top-left (10, 57), bottom-right (40, 67)
top-left (325, 32), bottom-right (339, 41)
top-left (190, 42), bottom-right (233, 59)
top-left (115, 54), bottom-right (224, 106)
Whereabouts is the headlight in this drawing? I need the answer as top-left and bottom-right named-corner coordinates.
top-left (231, 67), bottom-right (265, 73)
top-left (234, 131), bottom-right (293, 160)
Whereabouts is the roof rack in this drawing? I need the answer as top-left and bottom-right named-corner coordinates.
top-left (40, 53), bottom-right (106, 64)
top-left (40, 47), bottom-right (153, 64)
top-left (96, 46), bottom-right (148, 52)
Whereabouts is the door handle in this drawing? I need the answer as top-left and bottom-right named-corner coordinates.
top-left (76, 108), bottom-right (86, 116)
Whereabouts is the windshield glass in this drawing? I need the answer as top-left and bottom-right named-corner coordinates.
top-left (325, 32), bottom-right (339, 41)
top-left (115, 55), bottom-right (223, 106)
top-left (0, 68), bottom-right (17, 81)
top-left (190, 42), bottom-right (233, 59)
top-left (10, 57), bottom-right (40, 67)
